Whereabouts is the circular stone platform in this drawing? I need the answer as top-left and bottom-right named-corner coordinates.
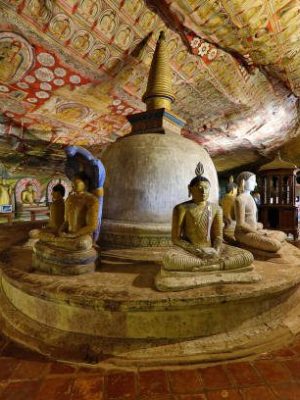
top-left (1, 243), bottom-right (300, 368)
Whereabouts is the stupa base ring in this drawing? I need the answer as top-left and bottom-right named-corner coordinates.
top-left (1, 243), bottom-right (300, 368)
top-left (100, 219), bottom-right (172, 248)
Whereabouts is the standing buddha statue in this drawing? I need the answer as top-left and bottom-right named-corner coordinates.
top-left (0, 178), bottom-right (12, 206)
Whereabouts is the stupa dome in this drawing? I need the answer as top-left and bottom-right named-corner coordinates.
top-left (101, 133), bottom-right (218, 247)
top-left (100, 32), bottom-right (219, 248)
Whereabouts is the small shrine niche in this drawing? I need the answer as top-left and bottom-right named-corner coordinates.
top-left (258, 153), bottom-right (299, 239)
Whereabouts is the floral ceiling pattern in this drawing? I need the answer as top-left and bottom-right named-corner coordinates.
top-left (0, 0), bottom-right (299, 174)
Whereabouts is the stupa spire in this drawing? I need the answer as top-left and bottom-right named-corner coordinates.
top-left (142, 31), bottom-right (175, 111)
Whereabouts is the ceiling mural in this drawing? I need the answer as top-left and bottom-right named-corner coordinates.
top-left (0, 0), bottom-right (299, 174)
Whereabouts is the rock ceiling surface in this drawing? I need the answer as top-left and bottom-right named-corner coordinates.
top-left (0, 0), bottom-right (299, 175)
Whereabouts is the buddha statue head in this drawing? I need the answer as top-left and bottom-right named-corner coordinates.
top-left (188, 162), bottom-right (210, 203)
top-left (72, 172), bottom-right (90, 193)
top-left (226, 176), bottom-right (237, 196)
top-left (26, 182), bottom-right (35, 192)
top-left (236, 171), bottom-right (256, 193)
top-left (52, 183), bottom-right (65, 201)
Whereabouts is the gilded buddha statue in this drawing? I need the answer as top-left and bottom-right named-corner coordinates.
top-left (220, 176), bottom-right (237, 237)
top-left (21, 183), bottom-right (37, 206)
top-left (39, 173), bottom-right (98, 251)
top-left (47, 183), bottom-right (65, 232)
top-left (25, 184), bottom-right (65, 248)
top-left (155, 164), bottom-right (258, 291)
top-left (234, 171), bottom-right (286, 253)
top-left (0, 178), bottom-right (12, 206)
top-left (33, 146), bottom-right (106, 275)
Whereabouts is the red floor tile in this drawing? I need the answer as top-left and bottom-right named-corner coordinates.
top-left (138, 369), bottom-right (169, 395)
top-left (200, 365), bottom-right (232, 389)
top-left (290, 340), bottom-right (300, 355)
top-left (35, 377), bottom-right (74, 400)
top-left (71, 376), bottom-right (104, 400)
top-left (0, 380), bottom-right (41, 400)
top-left (168, 369), bottom-right (203, 394)
top-left (239, 385), bottom-right (277, 400)
top-left (271, 347), bottom-right (296, 359)
top-left (0, 357), bottom-right (20, 381)
top-left (206, 389), bottom-right (243, 400)
top-left (105, 371), bottom-right (136, 399)
top-left (284, 359), bottom-right (300, 380)
top-left (12, 359), bottom-right (50, 380)
top-left (139, 395), bottom-right (176, 400)
top-left (253, 360), bottom-right (292, 384)
top-left (271, 382), bottom-right (300, 400)
top-left (1, 342), bottom-right (46, 361)
top-left (49, 361), bottom-right (77, 375)
top-left (225, 362), bottom-right (261, 387)
top-left (176, 394), bottom-right (207, 399)
top-left (78, 366), bottom-right (105, 375)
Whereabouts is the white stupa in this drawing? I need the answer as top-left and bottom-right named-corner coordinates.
top-left (101, 32), bottom-right (218, 248)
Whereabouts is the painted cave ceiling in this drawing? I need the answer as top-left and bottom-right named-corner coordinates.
top-left (0, 0), bottom-right (299, 175)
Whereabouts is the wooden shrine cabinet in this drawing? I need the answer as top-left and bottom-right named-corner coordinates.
top-left (258, 154), bottom-right (299, 239)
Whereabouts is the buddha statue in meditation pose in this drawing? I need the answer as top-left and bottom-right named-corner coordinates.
top-left (234, 171), bottom-right (286, 253)
top-left (25, 184), bottom-right (65, 247)
top-left (21, 183), bottom-right (37, 206)
top-left (220, 176), bottom-right (237, 237)
top-left (38, 172), bottom-right (98, 251)
top-left (155, 164), bottom-right (257, 291)
top-left (33, 145), bottom-right (106, 275)
top-left (43, 184), bottom-right (65, 233)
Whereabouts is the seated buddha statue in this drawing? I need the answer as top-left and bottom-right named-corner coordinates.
top-left (33, 173), bottom-right (100, 274)
top-left (25, 184), bottom-right (65, 247)
top-left (46, 183), bottom-right (65, 233)
top-left (21, 183), bottom-right (37, 206)
top-left (220, 176), bottom-right (237, 238)
top-left (155, 163), bottom-right (256, 291)
top-left (234, 171), bottom-right (286, 253)
top-left (38, 172), bottom-right (98, 250)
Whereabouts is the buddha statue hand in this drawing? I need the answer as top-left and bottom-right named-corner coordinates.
top-left (194, 247), bottom-right (219, 260)
top-left (257, 229), bottom-right (268, 236)
top-left (202, 247), bottom-right (219, 259)
top-left (59, 231), bottom-right (79, 239)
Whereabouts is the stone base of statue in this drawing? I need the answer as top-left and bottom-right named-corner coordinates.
top-left (32, 239), bottom-right (97, 275)
top-left (2, 227), bottom-right (300, 368)
top-left (155, 266), bottom-right (261, 291)
top-left (155, 244), bottom-right (260, 291)
top-left (225, 230), bottom-right (287, 260)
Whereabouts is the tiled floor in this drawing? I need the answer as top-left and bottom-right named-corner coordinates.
top-left (1, 334), bottom-right (300, 399)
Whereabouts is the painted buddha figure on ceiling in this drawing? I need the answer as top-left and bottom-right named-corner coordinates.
top-left (0, 40), bottom-right (23, 83)
top-left (155, 163), bottom-right (256, 291)
top-left (234, 172), bottom-right (286, 253)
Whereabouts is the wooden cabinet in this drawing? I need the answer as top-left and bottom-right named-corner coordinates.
top-left (258, 154), bottom-right (299, 239)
